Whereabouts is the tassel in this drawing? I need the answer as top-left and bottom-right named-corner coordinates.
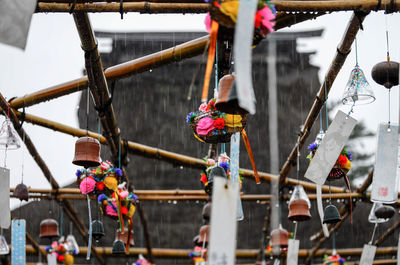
top-left (201, 20), bottom-right (219, 102)
top-left (125, 217), bottom-right (133, 253)
top-left (115, 193), bottom-right (124, 232)
top-left (241, 129), bottom-right (260, 184)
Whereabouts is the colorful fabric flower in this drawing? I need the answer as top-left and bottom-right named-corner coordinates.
top-left (186, 112), bottom-right (196, 123)
top-left (219, 161), bottom-right (229, 172)
top-left (199, 102), bottom-right (210, 112)
top-left (338, 154), bottom-right (348, 167)
top-left (105, 202), bottom-right (118, 216)
top-left (96, 181), bottom-right (105, 191)
top-left (119, 190), bottom-right (129, 198)
top-left (258, 5), bottom-right (275, 35)
top-left (214, 117), bottom-right (225, 130)
top-left (115, 168), bottom-right (122, 177)
top-left (196, 117), bottom-right (215, 136)
top-left (206, 159), bottom-right (216, 166)
top-left (200, 173), bottom-right (208, 184)
top-left (308, 142), bottom-right (319, 151)
top-left (75, 169), bottom-right (83, 178)
top-left (79, 177), bottom-right (96, 195)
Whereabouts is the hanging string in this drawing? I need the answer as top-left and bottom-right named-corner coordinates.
top-left (388, 89), bottom-right (391, 127)
top-left (21, 132), bottom-right (25, 183)
top-left (369, 223), bottom-right (378, 245)
top-left (324, 79), bottom-right (329, 129)
top-left (293, 222), bottom-right (298, 240)
top-left (385, 15), bottom-right (390, 61)
top-left (354, 37), bottom-right (359, 67)
top-left (296, 137), bottom-right (300, 184)
top-left (118, 135), bottom-right (121, 169)
top-left (319, 111), bottom-right (323, 133)
top-left (86, 88), bottom-right (90, 135)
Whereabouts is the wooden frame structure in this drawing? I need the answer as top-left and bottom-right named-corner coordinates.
top-left (2, 1), bottom-right (400, 264)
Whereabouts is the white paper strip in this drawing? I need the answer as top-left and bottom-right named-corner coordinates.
top-left (397, 233), bottom-right (400, 265)
top-left (287, 239), bottom-right (299, 265)
top-left (230, 132), bottom-right (244, 221)
top-left (11, 220), bottom-right (25, 265)
top-left (317, 185), bottom-right (329, 237)
top-left (0, 0), bottom-right (37, 50)
top-left (0, 167), bottom-right (10, 229)
top-left (305, 111), bottom-right (357, 185)
top-left (359, 244), bottom-right (376, 265)
top-left (208, 177), bottom-right (239, 265)
top-left (233, 0), bottom-right (258, 115)
top-left (371, 123), bottom-right (399, 203)
top-left (47, 253), bottom-right (57, 265)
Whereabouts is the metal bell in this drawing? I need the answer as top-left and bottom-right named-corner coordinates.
top-left (0, 117), bottom-right (20, 150)
top-left (323, 204), bottom-right (341, 224)
top-left (39, 218), bottom-right (60, 238)
top-left (270, 225), bottom-right (288, 248)
top-left (371, 61), bottom-right (399, 89)
top-left (115, 228), bottom-right (134, 246)
top-left (288, 198), bottom-right (311, 222)
top-left (342, 66), bottom-right (375, 105)
top-left (215, 74), bottom-right (249, 115)
top-left (91, 220), bottom-right (105, 241)
top-left (205, 166), bottom-right (227, 195)
top-left (111, 239), bottom-right (126, 255)
top-left (375, 204), bottom-right (395, 220)
top-left (72, 136), bottom-right (101, 168)
top-left (202, 202), bottom-right (211, 224)
top-left (13, 183), bottom-right (29, 201)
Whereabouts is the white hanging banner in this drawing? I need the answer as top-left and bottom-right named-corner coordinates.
top-left (47, 253), bottom-right (57, 265)
top-left (233, 0), bottom-right (258, 115)
top-left (397, 233), bottom-right (400, 265)
top-left (208, 177), bottom-right (239, 265)
top-left (230, 132), bottom-right (244, 221)
top-left (371, 123), bottom-right (399, 203)
top-left (0, 0), bottom-right (37, 50)
top-left (0, 167), bottom-right (10, 229)
top-left (359, 244), bottom-right (376, 265)
top-left (305, 111), bottom-right (357, 185)
top-left (286, 239), bottom-right (299, 265)
top-left (11, 220), bottom-right (25, 265)
top-left (317, 185), bottom-right (329, 237)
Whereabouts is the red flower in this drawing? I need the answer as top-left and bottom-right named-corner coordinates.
top-left (200, 173), bottom-right (208, 184)
top-left (254, 11), bottom-right (262, 28)
top-left (338, 154), bottom-right (348, 167)
top-left (57, 255), bottom-right (65, 263)
top-left (214, 118), bottom-right (225, 130)
top-left (96, 181), bottom-right (105, 191)
top-left (121, 206), bottom-right (128, 215)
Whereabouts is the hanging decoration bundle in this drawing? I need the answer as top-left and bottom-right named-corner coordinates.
top-left (323, 253), bottom-right (346, 265)
top-left (45, 240), bottom-right (77, 265)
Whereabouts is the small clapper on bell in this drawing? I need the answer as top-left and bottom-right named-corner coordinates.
top-left (111, 239), bottom-right (126, 255)
top-left (215, 74), bottom-right (249, 115)
top-left (91, 220), bottom-right (105, 241)
top-left (371, 60), bottom-right (399, 89)
top-left (342, 66), bottom-right (375, 105)
top-left (0, 117), bottom-right (20, 150)
top-left (72, 136), bottom-right (101, 168)
top-left (13, 183), bottom-right (29, 201)
top-left (39, 218), bottom-right (60, 238)
top-left (270, 224), bottom-right (289, 248)
top-left (323, 204), bottom-right (341, 224)
top-left (374, 204), bottom-right (395, 220)
top-left (288, 185), bottom-right (311, 222)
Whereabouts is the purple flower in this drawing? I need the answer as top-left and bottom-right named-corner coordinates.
top-left (186, 112), bottom-right (195, 123)
top-left (45, 246), bottom-right (51, 252)
top-left (219, 162), bottom-right (229, 172)
top-left (308, 142), bottom-right (318, 151)
top-left (97, 194), bottom-right (107, 203)
top-left (347, 150), bottom-right (352, 161)
top-left (115, 168), bottom-right (122, 177)
top-left (75, 169), bottom-right (82, 178)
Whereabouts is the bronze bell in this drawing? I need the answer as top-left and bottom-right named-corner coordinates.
top-left (288, 198), bottom-right (311, 222)
top-left (111, 239), bottom-right (126, 255)
top-left (115, 228), bottom-right (134, 246)
top-left (198, 225), bottom-right (210, 244)
top-left (215, 74), bottom-right (249, 115)
top-left (72, 136), bottom-right (101, 168)
top-left (371, 61), bottom-right (399, 89)
top-left (323, 204), bottom-right (341, 224)
top-left (375, 205), bottom-right (395, 219)
top-left (39, 218), bottom-right (60, 238)
top-left (13, 183), bottom-right (29, 201)
top-left (202, 202), bottom-right (211, 224)
top-left (270, 226), bottom-right (289, 248)
top-left (92, 220), bottom-right (105, 241)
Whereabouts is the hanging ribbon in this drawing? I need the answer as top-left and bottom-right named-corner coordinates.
top-left (241, 129), bottom-right (260, 184)
top-left (126, 217), bottom-right (133, 253)
top-left (86, 195), bottom-right (92, 260)
top-left (201, 20), bottom-right (219, 102)
top-left (115, 192), bottom-right (124, 232)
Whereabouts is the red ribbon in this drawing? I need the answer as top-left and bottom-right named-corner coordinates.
top-left (241, 129), bottom-right (260, 184)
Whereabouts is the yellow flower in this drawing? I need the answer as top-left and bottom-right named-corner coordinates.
top-left (220, 0), bottom-right (240, 23)
top-left (104, 176), bottom-right (118, 191)
top-left (64, 254), bottom-right (74, 265)
top-left (225, 114), bottom-right (242, 128)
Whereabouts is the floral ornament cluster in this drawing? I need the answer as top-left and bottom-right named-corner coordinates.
top-left (46, 240), bottom-right (77, 265)
top-left (189, 246), bottom-right (207, 265)
top-left (307, 143), bottom-right (352, 173)
top-left (75, 161), bottom-right (137, 219)
top-left (204, 0), bottom-right (276, 42)
top-left (135, 254), bottom-right (154, 265)
top-left (187, 98), bottom-right (245, 143)
top-left (323, 254), bottom-right (346, 265)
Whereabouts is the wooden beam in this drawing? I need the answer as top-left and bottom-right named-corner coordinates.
top-left (373, 220), bottom-right (400, 246)
top-left (278, 11), bottom-right (369, 189)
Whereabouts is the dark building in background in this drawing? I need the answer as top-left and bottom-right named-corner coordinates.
top-left (7, 30), bottom-right (399, 265)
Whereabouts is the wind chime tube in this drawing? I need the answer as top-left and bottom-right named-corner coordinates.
top-left (86, 195), bottom-right (92, 260)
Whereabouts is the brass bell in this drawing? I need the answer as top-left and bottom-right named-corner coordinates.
top-left (371, 61), bottom-right (399, 89)
top-left (39, 218), bottom-right (60, 238)
top-left (288, 198), bottom-right (311, 222)
top-left (215, 74), bottom-right (249, 115)
top-left (115, 228), bottom-right (134, 246)
top-left (270, 225), bottom-right (288, 248)
top-left (13, 183), bottom-right (29, 201)
top-left (323, 204), bottom-right (341, 224)
top-left (72, 136), bottom-right (101, 168)
top-left (111, 239), bottom-right (126, 255)
top-left (202, 202), bottom-right (211, 224)
top-left (91, 220), bottom-right (105, 241)
top-left (375, 204), bottom-right (395, 220)
top-left (198, 225), bottom-right (210, 245)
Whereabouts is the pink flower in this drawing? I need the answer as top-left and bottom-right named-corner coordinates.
top-left (204, 13), bottom-right (212, 33)
top-left (119, 190), bottom-right (129, 198)
top-left (196, 117), bottom-right (215, 136)
top-left (105, 202), bottom-right (118, 216)
top-left (257, 6), bottom-right (275, 35)
top-left (206, 159), bottom-right (216, 166)
top-left (79, 177), bottom-right (96, 195)
top-left (199, 102), bottom-right (210, 112)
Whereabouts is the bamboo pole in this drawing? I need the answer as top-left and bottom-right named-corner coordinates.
top-left (0, 95), bottom-right (106, 265)
top-left (36, 2), bottom-right (209, 13)
top-left (9, 12), bottom-right (319, 110)
top-left (373, 220), bottom-right (400, 246)
top-left (35, 0), bottom-right (400, 13)
top-left (278, 11), bottom-right (369, 189)
top-left (39, 0), bottom-right (205, 3)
